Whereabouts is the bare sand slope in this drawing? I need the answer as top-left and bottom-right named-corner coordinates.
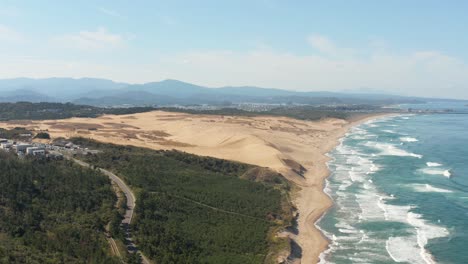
top-left (0, 111), bottom-right (381, 263)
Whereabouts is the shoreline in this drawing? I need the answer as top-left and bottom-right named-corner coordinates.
top-left (0, 110), bottom-right (397, 263)
top-left (294, 113), bottom-right (397, 264)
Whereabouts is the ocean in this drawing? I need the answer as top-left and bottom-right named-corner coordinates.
top-left (317, 102), bottom-right (468, 264)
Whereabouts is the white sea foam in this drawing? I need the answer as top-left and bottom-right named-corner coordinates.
top-left (407, 212), bottom-right (450, 264)
top-left (420, 168), bottom-right (451, 178)
top-left (386, 237), bottom-right (425, 264)
top-left (319, 121), bottom-right (450, 263)
top-left (365, 142), bottom-right (423, 158)
top-left (384, 204), bottom-right (412, 223)
top-left (400, 137), bottom-right (419, 142)
top-left (399, 115), bottom-right (415, 120)
top-left (382, 129), bottom-right (397, 134)
top-left (369, 164), bottom-right (379, 173)
top-left (426, 162), bottom-right (442, 167)
top-left (443, 170), bottom-right (451, 178)
top-left (412, 184), bottom-right (453, 193)
top-left (338, 180), bottom-right (352, 191)
top-left (339, 228), bottom-right (359, 234)
top-left (385, 212), bottom-right (449, 264)
top-left (376, 196), bottom-right (388, 220)
top-left (350, 135), bottom-right (367, 140)
top-left (356, 192), bottom-right (386, 221)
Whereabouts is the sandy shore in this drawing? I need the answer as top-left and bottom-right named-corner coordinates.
top-left (292, 114), bottom-right (393, 264)
top-left (0, 111), bottom-right (390, 263)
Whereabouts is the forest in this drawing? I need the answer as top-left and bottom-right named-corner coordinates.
top-left (72, 138), bottom-right (293, 264)
top-left (0, 102), bottom-right (385, 123)
top-left (159, 104), bottom-right (382, 121)
top-left (0, 151), bottom-right (121, 263)
top-left (0, 102), bottom-right (155, 121)
top-left (0, 127), bottom-right (32, 139)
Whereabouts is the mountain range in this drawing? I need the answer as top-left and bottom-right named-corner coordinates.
top-left (0, 77), bottom-right (440, 106)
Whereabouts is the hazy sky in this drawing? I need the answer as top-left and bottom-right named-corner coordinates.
top-left (1, 0), bottom-right (467, 99)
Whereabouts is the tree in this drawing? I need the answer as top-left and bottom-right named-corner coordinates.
top-left (34, 132), bottom-right (50, 139)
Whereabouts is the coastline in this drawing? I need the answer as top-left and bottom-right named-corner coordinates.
top-left (294, 113), bottom-right (396, 264)
top-left (0, 110), bottom-right (396, 263)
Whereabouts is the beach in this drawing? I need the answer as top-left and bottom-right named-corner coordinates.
top-left (0, 111), bottom-right (388, 263)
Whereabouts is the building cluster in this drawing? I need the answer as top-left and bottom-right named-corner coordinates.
top-left (0, 138), bottom-right (64, 159)
top-left (1, 137), bottom-right (101, 160)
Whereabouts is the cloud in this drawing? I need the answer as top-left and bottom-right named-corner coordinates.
top-left (0, 24), bottom-right (23, 42)
top-left (147, 47), bottom-right (468, 99)
top-left (307, 34), bottom-right (355, 58)
top-left (2, 34), bottom-right (468, 99)
top-left (307, 34), bottom-right (338, 55)
top-left (52, 27), bottom-right (125, 50)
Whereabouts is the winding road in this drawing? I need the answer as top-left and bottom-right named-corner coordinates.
top-left (66, 156), bottom-right (151, 264)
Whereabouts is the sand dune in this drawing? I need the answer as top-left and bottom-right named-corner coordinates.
top-left (0, 111), bottom-right (385, 263)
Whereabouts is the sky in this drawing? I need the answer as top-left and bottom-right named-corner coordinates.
top-left (1, 0), bottom-right (468, 99)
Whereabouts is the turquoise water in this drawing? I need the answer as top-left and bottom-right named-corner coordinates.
top-left (318, 104), bottom-right (468, 263)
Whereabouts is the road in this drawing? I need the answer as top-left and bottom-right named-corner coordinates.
top-left (66, 156), bottom-right (150, 264)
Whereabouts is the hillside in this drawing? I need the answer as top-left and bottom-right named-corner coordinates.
top-left (71, 138), bottom-right (293, 264)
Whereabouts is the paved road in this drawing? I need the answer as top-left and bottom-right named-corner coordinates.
top-left (67, 156), bottom-right (150, 264)
top-left (97, 166), bottom-right (136, 225)
top-left (70, 158), bottom-right (135, 223)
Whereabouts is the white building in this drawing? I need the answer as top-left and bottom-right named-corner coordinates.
top-left (1, 142), bottom-right (13, 149)
top-left (26, 147), bottom-right (45, 156)
top-left (15, 143), bottom-right (33, 152)
top-left (32, 149), bottom-right (46, 156)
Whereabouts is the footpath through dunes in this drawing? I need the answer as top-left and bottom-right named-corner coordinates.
top-left (0, 110), bottom-right (382, 263)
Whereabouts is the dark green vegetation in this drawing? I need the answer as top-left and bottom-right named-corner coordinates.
top-left (0, 152), bottom-right (119, 263)
top-left (0, 127), bottom-right (32, 140)
top-left (160, 104), bottom-right (384, 121)
top-left (0, 102), bottom-right (155, 121)
top-left (72, 138), bottom-right (293, 264)
top-left (34, 132), bottom-right (50, 139)
top-left (0, 101), bottom-right (391, 125)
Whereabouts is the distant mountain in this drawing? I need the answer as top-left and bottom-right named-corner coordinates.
top-left (123, 79), bottom-right (208, 98)
top-left (0, 89), bottom-right (55, 103)
top-left (0, 77), bottom-right (127, 101)
top-left (0, 77), bottom-right (429, 106)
